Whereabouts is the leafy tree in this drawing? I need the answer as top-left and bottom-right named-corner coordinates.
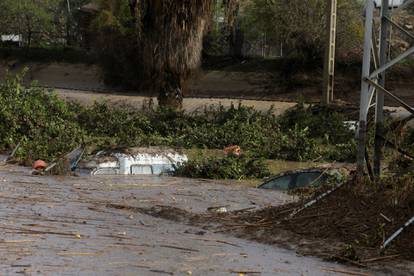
top-left (0, 0), bottom-right (62, 48)
top-left (91, 0), bottom-right (142, 88)
top-left (0, 0), bottom-right (90, 48)
top-left (56, 0), bottom-right (91, 46)
top-left (241, 0), bottom-right (363, 62)
top-left (240, 0), bottom-right (277, 57)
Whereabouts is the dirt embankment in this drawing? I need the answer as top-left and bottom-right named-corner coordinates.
top-left (1, 59), bottom-right (414, 107)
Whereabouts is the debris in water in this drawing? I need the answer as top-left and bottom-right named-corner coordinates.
top-left (33, 160), bottom-right (47, 170)
top-left (224, 145), bottom-right (241, 156)
top-left (207, 206), bottom-right (228, 213)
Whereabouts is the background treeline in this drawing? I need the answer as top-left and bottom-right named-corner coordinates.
top-left (0, 0), bottom-right (365, 86)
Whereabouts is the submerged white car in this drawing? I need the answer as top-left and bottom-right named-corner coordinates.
top-left (78, 147), bottom-right (188, 176)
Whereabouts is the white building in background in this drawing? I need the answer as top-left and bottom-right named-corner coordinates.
top-left (1, 34), bottom-right (23, 47)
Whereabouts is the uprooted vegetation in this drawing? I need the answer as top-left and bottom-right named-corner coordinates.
top-left (1, 73), bottom-right (357, 177)
top-left (228, 175), bottom-right (414, 263)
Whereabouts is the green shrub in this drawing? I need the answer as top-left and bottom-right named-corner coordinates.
top-left (139, 104), bottom-right (284, 157)
top-left (174, 153), bottom-right (271, 180)
top-left (278, 125), bottom-right (320, 161)
top-left (320, 141), bottom-right (357, 162)
top-left (77, 102), bottom-right (153, 147)
top-left (0, 72), bottom-right (85, 161)
top-left (278, 103), bottom-right (354, 144)
top-left (277, 103), bottom-right (356, 162)
top-left (0, 73), bottom-right (358, 169)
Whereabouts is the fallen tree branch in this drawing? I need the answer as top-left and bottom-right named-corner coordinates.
top-left (159, 244), bottom-right (199, 252)
top-left (229, 269), bottom-right (261, 274)
top-left (360, 254), bottom-right (400, 263)
top-left (289, 182), bottom-right (346, 218)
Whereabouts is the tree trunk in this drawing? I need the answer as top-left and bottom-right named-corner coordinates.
top-left (27, 31), bottom-right (32, 49)
top-left (26, 16), bottom-right (32, 49)
top-left (140, 0), bottom-right (212, 109)
top-left (229, 19), bottom-right (244, 59)
top-left (223, 0), bottom-right (241, 58)
top-left (156, 69), bottom-right (184, 109)
top-left (128, 0), bottom-right (138, 21)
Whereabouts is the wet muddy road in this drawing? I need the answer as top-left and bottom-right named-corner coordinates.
top-left (0, 165), bottom-right (381, 275)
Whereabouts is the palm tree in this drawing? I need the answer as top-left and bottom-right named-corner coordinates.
top-left (140, 0), bottom-right (213, 108)
top-left (94, 0), bottom-right (239, 108)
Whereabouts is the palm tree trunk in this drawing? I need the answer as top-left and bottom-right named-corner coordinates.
top-left (140, 0), bottom-right (212, 109)
top-left (156, 70), bottom-right (184, 109)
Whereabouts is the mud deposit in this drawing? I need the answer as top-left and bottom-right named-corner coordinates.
top-left (107, 178), bottom-right (414, 275)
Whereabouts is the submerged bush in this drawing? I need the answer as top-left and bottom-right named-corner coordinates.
top-left (278, 103), bottom-right (357, 161)
top-left (77, 101), bottom-right (155, 147)
top-left (0, 73), bottom-right (358, 173)
top-left (278, 102), bottom-right (355, 144)
top-left (0, 72), bottom-right (85, 161)
top-left (174, 153), bottom-right (271, 180)
top-left (278, 125), bottom-right (320, 161)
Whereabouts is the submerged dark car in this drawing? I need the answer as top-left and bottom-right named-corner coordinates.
top-left (257, 169), bottom-right (333, 191)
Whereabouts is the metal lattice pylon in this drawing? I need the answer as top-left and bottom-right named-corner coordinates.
top-left (357, 0), bottom-right (414, 177)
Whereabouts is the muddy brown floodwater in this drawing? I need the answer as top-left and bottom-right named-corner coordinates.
top-left (0, 164), bottom-right (390, 275)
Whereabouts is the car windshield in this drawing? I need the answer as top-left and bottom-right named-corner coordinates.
top-left (259, 175), bottom-right (293, 190)
top-left (295, 172), bottom-right (324, 188)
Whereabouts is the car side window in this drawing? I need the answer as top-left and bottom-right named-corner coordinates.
top-left (93, 167), bottom-right (119, 175)
top-left (295, 172), bottom-right (324, 188)
top-left (152, 164), bottom-right (174, 175)
top-left (131, 165), bottom-right (153, 175)
top-left (260, 175), bottom-right (293, 190)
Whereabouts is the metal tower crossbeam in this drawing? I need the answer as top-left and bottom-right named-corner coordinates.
top-left (365, 78), bottom-right (414, 115)
top-left (369, 46), bottom-right (414, 78)
top-left (385, 16), bottom-right (414, 40)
